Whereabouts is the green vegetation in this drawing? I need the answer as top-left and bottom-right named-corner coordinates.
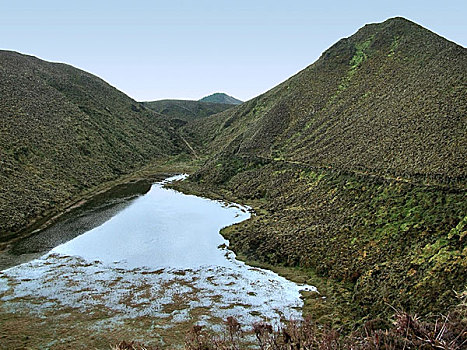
top-left (337, 35), bottom-right (374, 93)
top-left (142, 99), bottom-right (233, 122)
top-left (0, 16), bottom-right (466, 347)
top-left (0, 51), bottom-right (193, 242)
top-left (174, 17), bottom-right (467, 329)
top-left (199, 92), bottom-right (243, 105)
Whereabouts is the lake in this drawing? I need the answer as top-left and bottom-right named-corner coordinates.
top-left (0, 175), bottom-right (315, 347)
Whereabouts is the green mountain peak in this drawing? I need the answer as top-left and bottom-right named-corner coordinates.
top-left (199, 92), bottom-right (243, 105)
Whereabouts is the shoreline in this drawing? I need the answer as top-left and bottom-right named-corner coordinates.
top-left (0, 159), bottom-right (200, 269)
top-left (167, 177), bottom-right (358, 329)
top-left (2, 163), bottom-right (356, 329)
top-left (0, 173), bottom-right (311, 349)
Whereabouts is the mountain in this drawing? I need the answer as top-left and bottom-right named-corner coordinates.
top-left (198, 92), bottom-right (242, 105)
top-left (0, 51), bottom-right (188, 241)
top-left (179, 17), bottom-right (467, 324)
top-left (142, 99), bottom-right (233, 123)
top-left (189, 17), bottom-right (466, 183)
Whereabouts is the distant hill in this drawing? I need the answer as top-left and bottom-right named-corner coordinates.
top-left (0, 50), bottom-right (187, 239)
top-left (198, 93), bottom-right (242, 105)
top-left (142, 99), bottom-right (233, 123)
top-left (180, 17), bottom-right (467, 323)
top-left (141, 99), bottom-right (235, 154)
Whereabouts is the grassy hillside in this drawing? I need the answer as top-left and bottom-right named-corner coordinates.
top-left (178, 17), bottom-right (467, 325)
top-left (142, 99), bottom-right (233, 124)
top-left (199, 92), bottom-right (242, 105)
top-left (187, 18), bottom-right (466, 184)
top-left (0, 51), bottom-right (189, 241)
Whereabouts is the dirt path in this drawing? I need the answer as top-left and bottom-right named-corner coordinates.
top-left (253, 156), bottom-right (464, 189)
top-left (179, 133), bottom-right (199, 159)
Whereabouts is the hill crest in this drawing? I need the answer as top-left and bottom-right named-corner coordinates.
top-left (199, 92), bottom-right (242, 105)
top-left (141, 99), bottom-right (233, 122)
top-left (189, 16), bottom-right (466, 185)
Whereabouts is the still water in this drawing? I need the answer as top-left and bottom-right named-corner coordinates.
top-left (0, 175), bottom-right (315, 339)
top-left (51, 175), bottom-right (250, 269)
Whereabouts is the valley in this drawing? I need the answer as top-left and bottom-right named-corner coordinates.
top-left (0, 16), bottom-right (465, 349)
top-left (0, 175), bottom-right (312, 349)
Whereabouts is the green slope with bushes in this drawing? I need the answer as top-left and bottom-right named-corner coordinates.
top-left (177, 17), bottom-right (467, 325)
top-left (186, 17), bottom-right (466, 183)
top-left (0, 51), bottom-right (189, 241)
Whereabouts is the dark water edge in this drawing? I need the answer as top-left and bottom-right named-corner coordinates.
top-left (0, 179), bottom-right (154, 270)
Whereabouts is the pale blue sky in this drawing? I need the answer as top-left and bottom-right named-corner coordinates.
top-left (0, 1), bottom-right (465, 102)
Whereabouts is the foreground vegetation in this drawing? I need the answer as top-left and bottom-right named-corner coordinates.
top-left (115, 296), bottom-right (467, 349)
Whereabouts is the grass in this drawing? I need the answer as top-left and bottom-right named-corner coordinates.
top-left (174, 159), bottom-right (466, 329)
top-left (114, 298), bottom-right (467, 349)
top-left (0, 50), bottom-right (200, 242)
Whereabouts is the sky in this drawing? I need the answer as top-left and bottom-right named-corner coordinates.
top-left (0, 1), bottom-right (465, 102)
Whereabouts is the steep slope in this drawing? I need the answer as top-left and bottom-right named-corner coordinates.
top-left (179, 17), bottom-right (467, 324)
top-left (142, 99), bottom-right (233, 123)
top-left (190, 17), bottom-right (466, 184)
top-left (0, 51), bottom-right (187, 240)
top-left (199, 92), bottom-right (242, 105)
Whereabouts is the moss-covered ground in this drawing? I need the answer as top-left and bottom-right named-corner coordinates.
top-left (172, 159), bottom-right (466, 330)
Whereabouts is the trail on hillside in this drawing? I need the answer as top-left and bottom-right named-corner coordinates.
top-left (179, 133), bottom-right (199, 159)
top-left (252, 156), bottom-right (465, 189)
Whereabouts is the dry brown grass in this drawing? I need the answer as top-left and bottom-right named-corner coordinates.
top-left (112, 341), bottom-right (161, 350)
top-left (114, 301), bottom-right (467, 349)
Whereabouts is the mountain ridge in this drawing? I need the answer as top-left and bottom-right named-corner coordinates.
top-left (141, 99), bottom-right (233, 122)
